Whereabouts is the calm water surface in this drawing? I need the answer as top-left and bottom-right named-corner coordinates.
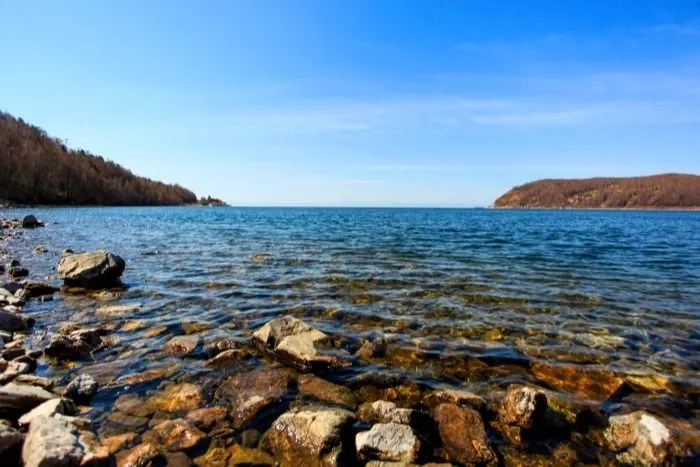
top-left (5, 207), bottom-right (700, 416)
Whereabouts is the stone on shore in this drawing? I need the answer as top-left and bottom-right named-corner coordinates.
top-left (264, 407), bottom-right (355, 467)
top-left (14, 375), bottom-right (55, 391)
top-left (0, 310), bottom-right (26, 333)
top-left (116, 442), bottom-right (161, 467)
top-left (252, 315), bottom-right (350, 370)
top-left (357, 400), bottom-right (418, 426)
top-left (498, 386), bottom-right (548, 429)
top-left (217, 368), bottom-right (292, 429)
top-left (19, 280), bottom-right (59, 297)
top-left (0, 383), bottom-right (57, 421)
top-left (0, 423), bottom-right (24, 455)
top-left (185, 406), bottom-right (228, 431)
top-left (604, 411), bottom-right (674, 466)
top-left (64, 374), bottom-right (99, 405)
top-left (433, 403), bottom-right (495, 465)
top-left (22, 415), bottom-right (85, 467)
top-left (21, 215), bottom-right (43, 228)
top-left (57, 250), bottom-right (126, 288)
top-left (18, 398), bottom-right (76, 427)
top-left (356, 423), bottom-right (421, 463)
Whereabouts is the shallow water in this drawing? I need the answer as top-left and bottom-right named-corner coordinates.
top-left (4, 207), bottom-right (700, 424)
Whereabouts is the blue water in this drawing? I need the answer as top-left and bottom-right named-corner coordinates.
top-left (4, 207), bottom-right (700, 409)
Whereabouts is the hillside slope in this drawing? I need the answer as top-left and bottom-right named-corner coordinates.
top-left (0, 111), bottom-right (197, 206)
top-left (494, 174), bottom-right (700, 209)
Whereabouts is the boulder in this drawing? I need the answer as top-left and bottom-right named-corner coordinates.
top-left (264, 407), bottom-right (355, 467)
top-left (0, 423), bottom-right (24, 455)
top-left (604, 411), bottom-right (674, 466)
top-left (21, 215), bottom-right (42, 228)
top-left (18, 398), bottom-right (76, 427)
top-left (498, 386), bottom-right (548, 429)
top-left (356, 423), bottom-right (421, 463)
top-left (22, 415), bottom-right (84, 467)
top-left (217, 368), bottom-right (292, 429)
top-left (433, 403), bottom-right (495, 465)
top-left (64, 374), bottom-right (99, 405)
top-left (0, 383), bottom-right (56, 421)
top-left (298, 374), bottom-right (358, 409)
top-left (252, 315), bottom-right (350, 370)
top-left (56, 250), bottom-right (125, 288)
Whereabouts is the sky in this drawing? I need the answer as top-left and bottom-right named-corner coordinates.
top-left (1, 0), bottom-right (699, 207)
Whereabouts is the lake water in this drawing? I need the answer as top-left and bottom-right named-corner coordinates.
top-left (4, 207), bottom-right (700, 432)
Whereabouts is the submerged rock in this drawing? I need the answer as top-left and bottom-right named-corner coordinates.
top-left (164, 335), bottom-right (200, 357)
top-left (44, 328), bottom-right (103, 360)
top-left (604, 411), bottom-right (674, 466)
top-left (356, 423), bottom-right (420, 463)
top-left (217, 368), bottom-right (292, 429)
top-left (142, 418), bottom-right (205, 452)
top-left (433, 403), bottom-right (495, 465)
top-left (298, 374), bottom-right (358, 409)
top-left (531, 362), bottom-right (625, 402)
top-left (185, 406), bottom-right (228, 431)
top-left (252, 315), bottom-right (350, 370)
top-left (264, 407), bottom-right (355, 467)
top-left (57, 250), bottom-right (125, 288)
top-left (19, 280), bottom-right (59, 297)
top-left (146, 383), bottom-right (202, 414)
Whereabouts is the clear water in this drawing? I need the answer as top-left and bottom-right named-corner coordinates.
top-left (4, 207), bottom-right (700, 419)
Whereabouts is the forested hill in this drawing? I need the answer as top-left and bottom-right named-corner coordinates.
top-left (0, 111), bottom-right (197, 206)
top-left (494, 174), bottom-right (700, 209)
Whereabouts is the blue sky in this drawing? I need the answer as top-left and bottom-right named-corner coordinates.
top-left (1, 0), bottom-right (699, 206)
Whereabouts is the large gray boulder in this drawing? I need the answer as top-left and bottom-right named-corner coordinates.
top-left (356, 423), bottom-right (421, 463)
top-left (57, 251), bottom-right (125, 288)
top-left (22, 415), bottom-right (85, 467)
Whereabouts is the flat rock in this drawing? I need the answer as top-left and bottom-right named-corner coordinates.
top-left (18, 398), bottom-right (76, 427)
top-left (498, 386), bottom-right (548, 429)
top-left (102, 432), bottom-right (139, 454)
top-left (531, 362), bottom-right (625, 402)
top-left (164, 335), bottom-right (200, 357)
top-left (357, 400), bottom-right (418, 426)
top-left (57, 250), bottom-right (125, 288)
top-left (185, 406), bottom-right (228, 431)
top-left (97, 303), bottom-right (141, 318)
top-left (204, 348), bottom-right (251, 367)
top-left (0, 383), bottom-right (57, 421)
top-left (252, 315), bottom-right (350, 370)
top-left (433, 403), bottom-right (495, 465)
top-left (14, 374), bottom-right (54, 391)
top-left (217, 368), bottom-right (292, 429)
top-left (229, 444), bottom-right (275, 466)
top-left (116, 442), bottom-right (161, 467)
top-left (143, 418), bottom-right (205, 452)
top-left (22, 415), bottom-right (85, 467)
top-left (298, 374), bottom-right (358, 409)
top-left (604, 411), bottom-right (674, 466)
top-left (356, 423), bottom-right (421, 463)
top-left (264, 407), bottom-right (355, 467)
top-left (146, 383), bottom-right (203, 414)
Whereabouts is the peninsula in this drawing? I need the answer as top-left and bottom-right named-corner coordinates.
top-left (494, 173), bottom-right (700, 209)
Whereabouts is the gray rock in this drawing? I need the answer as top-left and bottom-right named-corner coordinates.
top-left (356, 423), bottom-right (421, 463)
top-left (8, 267), bottom-right (29, 279)
top-left (44, 329), bottom-right (103, 360)
top-left (21, 215), bottom-right (42, 228)
top-left (252, 315), bottom-right (350, 369)
top-left (64, 374), bottom-right (98, 405)
top-left (604, 411), bottom-right (674, 466)
top-left (56, 250), bottom-right (125, 288)
top-left (0, 383), bottom-right (57, 421)
top-left (0, 310), bottom-right (26, 333)
top-left (357, 400), bottom-right (418, 425)
top-left (18, 398), bottom-right (76, 427)
top-left (22, 415), bottom-right (85, 467)
top-left (0, 423), bottom-right (24, 455)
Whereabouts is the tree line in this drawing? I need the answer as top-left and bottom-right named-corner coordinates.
top-left (0, 110), bottom-right (197, 206)
top-left (494, 174), bottom-right (700, 208)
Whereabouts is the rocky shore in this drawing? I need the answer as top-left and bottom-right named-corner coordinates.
top-left (1, 214), bottom-right (698, 466)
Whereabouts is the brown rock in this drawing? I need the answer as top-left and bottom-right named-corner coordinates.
top-left (165, 335), bottom-right (200, 357)
top-left (298, 374), bottom-right (357, 409)
top-left (185, 406), bottom-right (228, 431)
top-left (142, 326), bottom-right (168, 338)
top-left (192, 442), bottom-right (230, 467)
top-left (97, 304), bottom-right (141, 318)
top-left (433, 403), bottom-right (495, 465)
top-left (102, 432), bottom-right (139, 454)
top-left (217, 368), bottom-right (292, 429)
top-left (181, 322), bottom-right (214, 335)
top-left (20, 281), bottom-right (58, 297)
top-left (531, 362), bottom-right (625, 402)
top-left (264, 407), bottom-right (355, 467)
top-left (116, 442), bottom-right (161, 467)
top-left (143, 419), bottom-right (205, 452)
top-left (604, 411), bottom-right (674, 466)
top-left (204, 349), bottom-right (251, 367)
top-left (57, 250), bottom-right (125, 288)
top-left (114, 367), bottom-right (174, 386)
top-left (425, 388), bottom-right (487, 412)
top-left (228, 444), bottom-right (275, 466)
top-left (498, 386), bottom-right (548, 429)
top-left (147, 383), bottom-right (203, 414)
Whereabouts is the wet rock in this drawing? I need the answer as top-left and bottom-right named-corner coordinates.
top-left (164, 335), bottom-right (200, 357)
top-left (34, 245), bottom-right (48, 253)
top-left (192, 442), bottom-right (230, 467)
top-left (264, 407), bottom-right (355, 467)
top-left (357, 400), bottom-right (419, 426)
top-left (116, 442), bottom-right (161, 467)
top-left (142, 325), bottom-right (168, 338)
top-left (0, 360), bottom-right (32, 385)
top-left (298, 374), bottom-right (358, 409)
top-left (0, 383), bottom-right (56, 421)
top-left (14, 287), bottom-right (31, 302)
top-left (164, 451), bottom-right (192, 467)
top-left (102, 432), bottom-right (139, 454)
top-left (226, 444), bottom-right (273, 466)
top-left (8, 267), bottom-right (29, 279)
top-left (0, 310), bottom-right (26, 332)
top-left (22, 415), bottom-right (85, 467)
top-left (65, 374), bottom-right (99, 405)
top-left (241, 429), bottom-right (260, 448)
top-left (14, 375), bottom-right (55, 391)
top-left (96, 303), bottom-right (141, 318)
top-left (185, 407), bottom-right (227, 431)
top-left (44, 328), bottom-right (103, 360)
top-left (204, 348), bottom-right (251, 367)
top-left (143, 418), bottom-right (205, 452)
top-left (604, 411), bottom-right (674, 466)
top-left (147, 383), bottom-right (203, 414)
top-left (57, 250), bottom-right (125, 288)
top-left (531, 362), bottom-right (625, 402)
top-left (252, 315), bottom-right (350, 370)
top-left (181, 321), bottom-right (214, 335)
top-left (101, 412), bottom-right (150, 436)
top-left (18, 398), bottom-right (76, 427)
top-left (356, 337), bottom-right (387, 361)
top-left (22, 280), bottom-right (58, 297)
top-left (114, 367), bottom-right (174, 387)
top-left (433, 403), bottom-right (495, 465)
top-left (356, 423), bottom-right (420, 463)
top-left (498, 386), bottom-right (548, 429)
top-left (22, 215), bottom-right (43, 228)
top-left (425, 388), bottom-right (487, 412)
top-left (0, 423), bottom-right (24, 455)
top-left (217, 368), bottom-right (292, 429)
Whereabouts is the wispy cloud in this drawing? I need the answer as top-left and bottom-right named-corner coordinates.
top-left (648, 19), bottom-right (700, 36)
